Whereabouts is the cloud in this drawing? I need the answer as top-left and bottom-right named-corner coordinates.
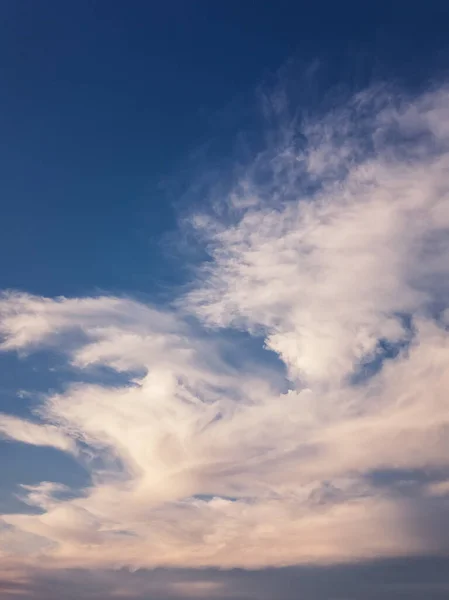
top-left (186, 85), bottom-right (449, 385)
top-left (1, 84), bottom-right (449, 580)
top-left (2, 558), bottom-right (449, 600)
top-left (0, 414), bottom-right (77, 454)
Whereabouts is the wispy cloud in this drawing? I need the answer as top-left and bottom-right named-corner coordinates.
top-left (1, 84), bottom-right (449, 583)
top-left (0, 414), bottom-right (76, 453)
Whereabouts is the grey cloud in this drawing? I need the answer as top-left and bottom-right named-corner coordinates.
top-left (3, 558), bottom-right (449, 600)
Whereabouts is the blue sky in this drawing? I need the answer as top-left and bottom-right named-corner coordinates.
top-left (2, 1), bottom-right (448, 299)
top-left (2, 2), bottom-right (449, 599)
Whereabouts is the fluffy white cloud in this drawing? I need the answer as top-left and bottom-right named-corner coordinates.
top-left (187, 87), bottom-right (449, 385)
top-left (1, 84), bottom-right (449, 573)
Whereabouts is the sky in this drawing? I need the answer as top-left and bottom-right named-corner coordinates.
top-left (1, 2), bottom-right (449, 599)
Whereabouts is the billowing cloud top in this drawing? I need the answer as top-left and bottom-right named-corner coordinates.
top-left (1, 85), bottom-right (449, 583)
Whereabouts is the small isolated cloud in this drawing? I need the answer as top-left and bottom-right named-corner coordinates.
top-left (1, 83), bottom-right (449, 588)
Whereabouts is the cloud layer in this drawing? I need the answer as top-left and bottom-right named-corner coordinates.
top-left (1, 84), bottom-right (449, 584)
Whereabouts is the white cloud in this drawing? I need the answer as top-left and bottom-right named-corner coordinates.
top-left (0, 414), bottom-right (76, 454)
top-left (186, 87), bottom-right (449, 384)
top-left (1, 84), bottom-right (449, 572)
